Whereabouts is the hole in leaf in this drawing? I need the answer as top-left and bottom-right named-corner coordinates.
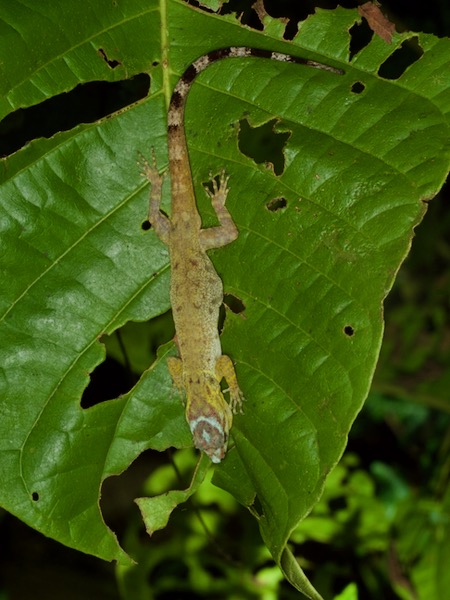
top-left (266, 197), bottom-right (287, 212)
top-left (238, 118), bottom-right (289, 176)
top-left (81, 357), bottom-right (133, 409)
top-left (351, 81), bottom-right (365, 94)
top-left (378, 36), bottom-right (424, 80)
top-left (222, 0), bottom-right (264, 31)
top-left (98, 47), bottom-right (121, 69)
top-left (250, 495), bottom-right (264, 518)
top-left (283, 20), bottom-right (299, 41)
top-left (265, 0), bottom-right (322, 40)
top-left (0, 74), bottom-right (150, 155)
top-left (224, 294), bottom-right (246, 315)
top-left (31, 492), bottom-right (39, 502)
top-left (349, 19), bottom-right (374, 61)
top-left (100, 448), bottom-right (175, 543)
top-left (344, 325), bottom-right (355, 337)
top-left (142, 207), bottom-right (169, 232)
top-left (264, 1), bottom-right (303, 40)
top-left (82, 314), bottom-right (175, 408)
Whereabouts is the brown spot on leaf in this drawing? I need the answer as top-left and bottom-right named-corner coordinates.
top-left (358, 2), bottom-right (395, 43)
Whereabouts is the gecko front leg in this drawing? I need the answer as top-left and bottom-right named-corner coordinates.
top-left (139, 150), bottom-right (170, 244)
top-left (200, 170), bottom-right (239, 250)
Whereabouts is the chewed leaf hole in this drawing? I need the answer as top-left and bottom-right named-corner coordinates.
top-left (348, 19), bottom-right (373, 61)
top-left (344, 325), bottom-right (355, 337)
top-left (233, 2), bottom-right (264, 32)
top-left (81, 314), bottom-right (175, 408)
top-left (142, 208), bottom-right (169, 231)
top-left (81, 357), bottom-right (133, 408)
top-left (378, 36), bottom-right (424, 80)
top-left (98, 47), bottom-right (121, 69)
top-left (32, 492), bottom-right (39, 501)
top-left (0, 74), bottom-right (150, 155)
top-left (351, 81), bottom-right (365, 94)
top-left (250, 495), bottom-right (264, 518)
top-left (224, 294), bottom-right (246, 315)
top-left (266, 197), bottom-right (287, 212)
top-left (238, 118), bottom-right (289, 176)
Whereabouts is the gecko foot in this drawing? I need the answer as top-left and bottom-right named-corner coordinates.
top-left (216, 355), bottom-right (244, 415)
top-left (138, 148), bottom-right (165, 186)
top-left (205, 170), bottom-right (230, 208)
top-left (228, 386), bottom-right (245, 415)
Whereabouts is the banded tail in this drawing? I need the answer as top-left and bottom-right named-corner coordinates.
top-left (167, 46), bottom-right (344, 195)
top-left (168, 46), bottom-right (344, 132)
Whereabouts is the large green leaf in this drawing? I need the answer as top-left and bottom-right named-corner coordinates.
top-left (1, 1), bottom-right (449, 597)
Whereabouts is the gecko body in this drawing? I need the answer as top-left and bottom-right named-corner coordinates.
top-left (141, 47), bottom-right (343, 462)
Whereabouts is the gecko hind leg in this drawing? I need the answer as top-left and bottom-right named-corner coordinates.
top-left (167, 356), bottom-right (186, 404)
top-left (216, 355), bottom-right (244, 414)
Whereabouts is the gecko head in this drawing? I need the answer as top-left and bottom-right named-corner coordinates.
top-left (186, 378), bottom-right (233, 463)
top-left (189, 414), bottom-right (228, 463)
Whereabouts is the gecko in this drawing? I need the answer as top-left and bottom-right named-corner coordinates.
top-left (140, 47), bottom-right (343, 463)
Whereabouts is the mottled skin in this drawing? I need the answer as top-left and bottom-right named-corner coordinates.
top-left (140, 47), bottom-right (343, 462)
top-left (141, 156), bottom-right (243, 463)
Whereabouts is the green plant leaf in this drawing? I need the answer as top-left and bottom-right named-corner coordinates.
top-left (136, 452), bottom-right (209, 536)
top-left (334, 582), bottom-right (359, 600)
top-left (1, 1), bottom-right (450, 597)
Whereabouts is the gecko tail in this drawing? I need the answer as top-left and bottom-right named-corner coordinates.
top-left (169, 46), bottom-right (344, 123)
